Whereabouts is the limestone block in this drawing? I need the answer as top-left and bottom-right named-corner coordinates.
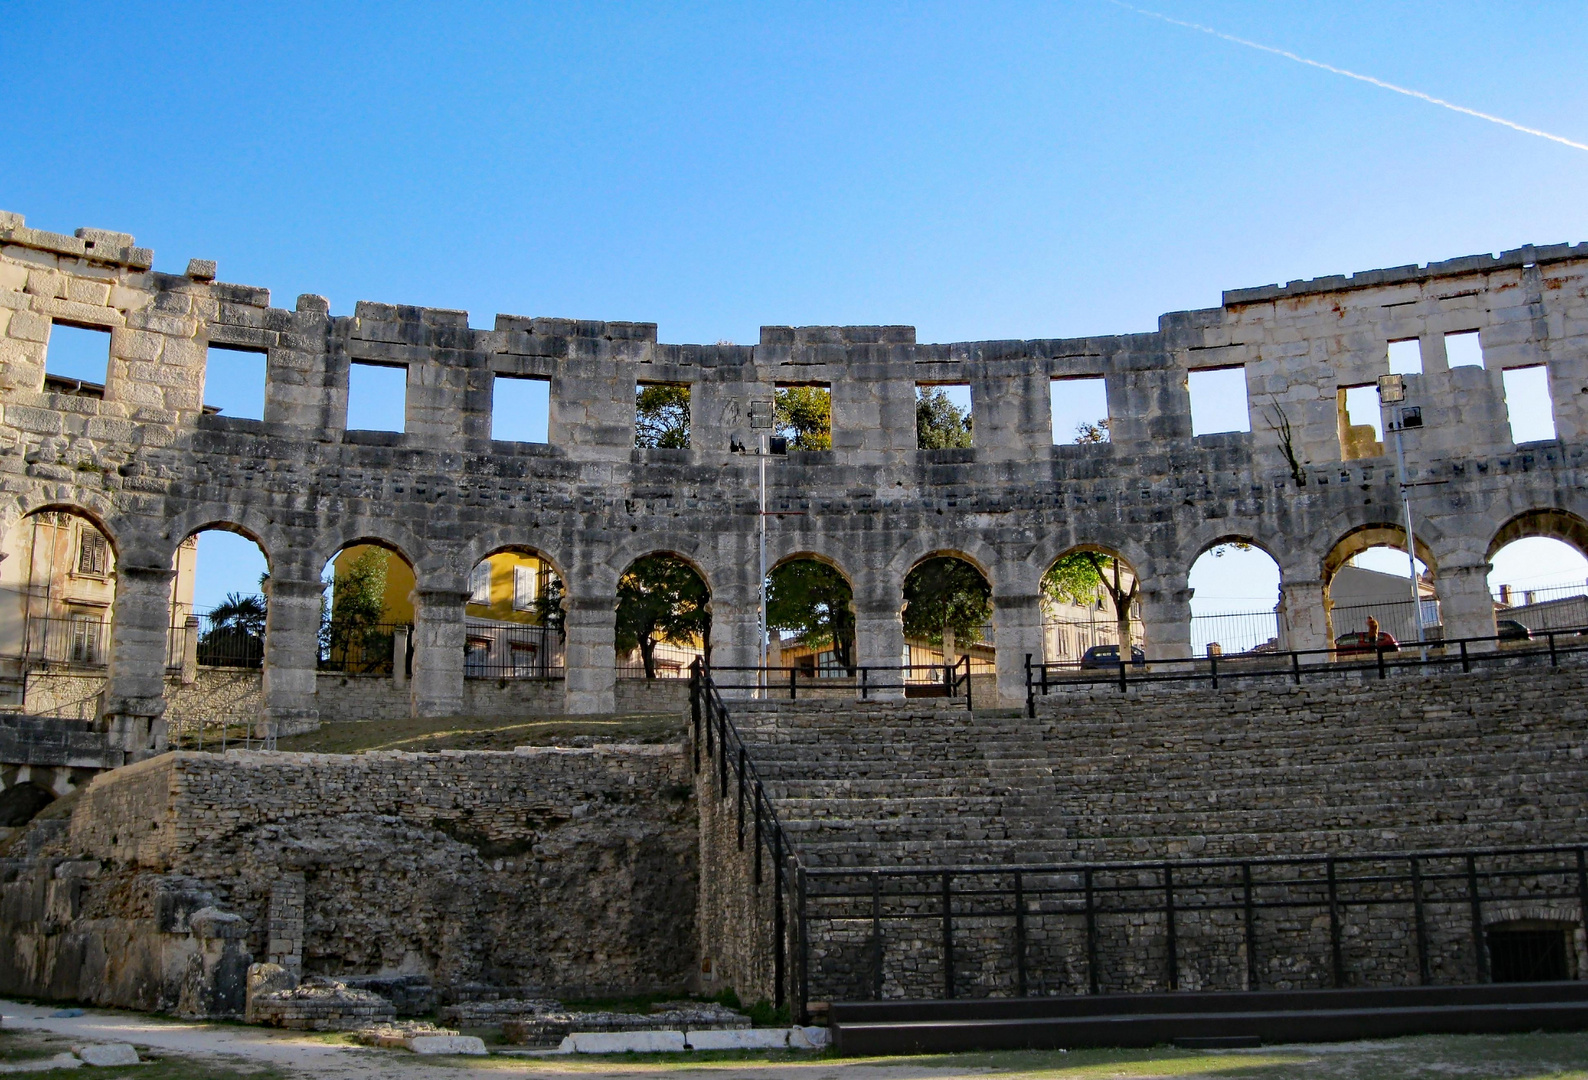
top-left (789, 1026), bottom-right (832, 1049)
top-left (686, 1028), bottom-right (789, 1050)
top-left (566, 1030), bottom-right (687, 1053)
top-left (187, 259), bottom-right (217, 281)
top-left (407, 1034), bottom-right (487, 1055)
top-left (74, 1043), bottom-right (140, 1066)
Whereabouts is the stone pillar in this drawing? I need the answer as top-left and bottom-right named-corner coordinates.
top-left (391, 627), bottom-right (409, 689)
top-left (1139, 584), bottom-right (1192, 661)
top-left (853, 589), bottom-right (905, 700)
top-left (709, 585), bottom-right (761, 699)
top-left (563, 594), bottom-right (616, 714)
top-left (411, 588), bottom-right (467, 717)
top-left (992, 591), bottom-right (1044, 707)
top-left (262, 577), bottom-right (323, 738)
top-left (1279, 578), bottom-right (1329, 654)
top-left (100, 563), bottom-right (176, 761)
top-left (1435, 562), bottom-right (1496, 648)
top-left (180, 614), bottom-right (200, 686)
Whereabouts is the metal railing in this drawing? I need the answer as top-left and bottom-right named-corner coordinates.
top-left (1025, 622), bottom-right (1588, 716)
top-left (689, 661), bottom-right (806, 1016)
top-left (800, 845), bottom-right (1588, 1001)
top-left (319, 621), bottom-right (410, 675)
top-left (16, 615), bottom-right (108, 669)
top-left (464, 622), bottom-right (563, 680)
top-left (702, 655), bottom-right (976, 710)
top-left (617, 639), bottom-right (705, 679)
top-left (172, 615), bottom-right (265, 669)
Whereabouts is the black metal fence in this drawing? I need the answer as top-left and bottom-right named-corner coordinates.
top-left (703, 656), bottom-right (976, 709)
top-left (319, 621), bottom-right (411, 675)
top-left (1026, 622), bottom-right (1588, 714)
top-left (18, 615), bottom-right (107, 669)
top-left (800, 846), bottom-right (1588, 1002)
top-left (464, 622), bottom-right (563, 679)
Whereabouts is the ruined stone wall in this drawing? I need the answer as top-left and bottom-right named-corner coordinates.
top-left (2, 209), bottom-right (1586, 743)
top-left (0, 743), bottom-right (699, 1012)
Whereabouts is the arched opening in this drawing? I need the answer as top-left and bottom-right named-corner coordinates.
top-left (464, 547), bottom-right (565, 679)
top-left (1187, 542), bottom-right (1282, 657)
top-left (766, 556), bottom-right (855, 678)
top-left (1322, 526), bottom-right (1439, 649)
top-left (1040, 547), bottom-right (1143, 666)
top-left (319, 542), bottom-right (416, 675)
top-left (903, 554), bottom-right (993, 686)
top-left (0, 509), bottom-right (119, 712)
top-left (615, 553), bottom-right (709, 679)
top-left (0, 781), bottom-right (55, 827)
top-left (170, 527), bottom-right (270, 672)
top-left (1487, 511), bottom-right (1588, 637)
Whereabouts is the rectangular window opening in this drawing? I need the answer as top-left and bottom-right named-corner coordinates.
top-left (45, 322), bottom-right (111, 390)
top-left (635, 382), bottom-right (691, 448)
top-left (1050, 375), bottom-right (1109, 444)
top-left (1387, 338), bottom-right (1423, 376)
top-left (1502, 365), bottom-right (1556, 444)
top-left (513, 565), bottom-right (539, 610)
top-left (916, 383), bottom-right (972, 449)
top-left (468, 562), bottom-right (491, 605)
top-left (204, 344), bottom-right (267, 421)
top-left (492, 374), bottom-right (550, 443)
top-left (774, 383), bottom-right (831, 451)
top-left (1188, 366), bottom-right (1250, 436)
top-left (1337, 384), bottom-right (1385, 460)
top-left (347, 361), bottom-right (407, 432)
top-left (1445, 330), bottom-right (1485, 368)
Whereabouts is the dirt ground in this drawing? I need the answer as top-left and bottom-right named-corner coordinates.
top-left (4, 999), bottom-right (1588, 1080)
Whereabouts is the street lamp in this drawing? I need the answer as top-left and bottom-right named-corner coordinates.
top-left (1377, 374), bottom-right (1427, 647)
top-left (741, 401), bottom-right (787, 695)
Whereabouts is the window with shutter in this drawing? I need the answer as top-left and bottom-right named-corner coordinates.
top-left (513, 566), bottom-right (537, 611)
top-left (77, 531), bottom-right (108, 576)
top-left (469, 563), bottom-right (491, 605)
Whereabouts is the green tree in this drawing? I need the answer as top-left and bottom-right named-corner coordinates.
top-left (616, 554), bottom-right (710, 678)
top-left (916, 387), bottom-right (972, 449)
top-left (767, 559), bottom-right (854, 671)
top-left (902, 557), bottom-right (990, 648)
top-left (1074, 417), bottom-right (1110, 443)
top-left (775, 386), bottom-right (832, 451)
top-left (635, 384), bottom-right (691, 448)
top-left (1042, 551), bottom-right (1139, 652)
top-left (532, 571), bottom-right (566, 640)
top-left (323, 548), bottom-right (393, 673)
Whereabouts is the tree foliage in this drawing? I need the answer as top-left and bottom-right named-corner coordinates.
top-left (767, 559), bottom-right (854, 671)
top-left (775, 386), bottom-right (832, 451)
top-left (1073, 417), bottom-right (1110, 444)
top-left (1042, 550), bottom-right (1139, 650)
top-left (200, 591), bottom-right (266, 667)
top-left (616, 553), bottom-right (710, 678)
top-left (323, 547), bottom-right (394, 673)
top-left (635, 384), bottom-right (691, 448)
top-left (916, 388), bottom-right (972, 449)
top-left (902, 557), bottom-right (990, 647)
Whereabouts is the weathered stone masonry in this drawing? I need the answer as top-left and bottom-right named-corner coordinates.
top-left (3, 210), bottom-right (1588, 756)
top-left (0, 743), bottom-right (697, 1013)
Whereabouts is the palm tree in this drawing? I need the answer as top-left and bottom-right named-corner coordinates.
top-left (200, 592), bottom-right (266, 667)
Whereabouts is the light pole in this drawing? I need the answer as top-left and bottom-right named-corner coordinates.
top-left (1377, 375), bottom-right (1426, 646)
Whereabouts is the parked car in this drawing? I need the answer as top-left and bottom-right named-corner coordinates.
top-left (1495, 619), bottom-right (1533, 641)
top-left (1334, 631), bottom-right (1399, 656)
top-left (1081, 644), bottom-right (1147, 669)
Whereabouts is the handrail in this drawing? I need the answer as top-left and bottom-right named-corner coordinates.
top-left (689, 660), bottom-right (809, 1019)
top-left (1025, 624), bottom-right (1588, 716)
top-left (700, 656), bottom-right (980, 711)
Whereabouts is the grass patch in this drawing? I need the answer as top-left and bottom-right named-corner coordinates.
top-left (273, 711), bottom-right (684, 755)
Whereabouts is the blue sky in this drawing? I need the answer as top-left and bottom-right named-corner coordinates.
top-left (9, 2), bottom-right (1588, 614)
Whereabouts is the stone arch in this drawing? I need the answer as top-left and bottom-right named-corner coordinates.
top-left (459, 532), bottom-right (571, 590)
top-left (614, 550), bottom-right (713, 679)
top-left (461, 544), bottom-right (567, 682)
top-left (1487, 508), bottom-right (1588, 563)
top-left (1184, 536), bottom-right (1285, 658)
top-left (765, 551), bottom-right (858, 676)
top-left (1039, 542), bottom-right (1147, 663)
top-left (769, 549), bottom-right (856, 586)
top-left (9, 501), bottom-right (122, 559)
top-left (169, 521), bottom-right (273, 674)
top-left (320, 537), bottom-right (420, 676)
top-left (1321, 523), bottom-right (1441, 646)
top-left (1321, 522), bottom-right (1440, 584)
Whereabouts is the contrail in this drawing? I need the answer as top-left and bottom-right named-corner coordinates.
top-left (1105, 0), bottom-right (1588, 153)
